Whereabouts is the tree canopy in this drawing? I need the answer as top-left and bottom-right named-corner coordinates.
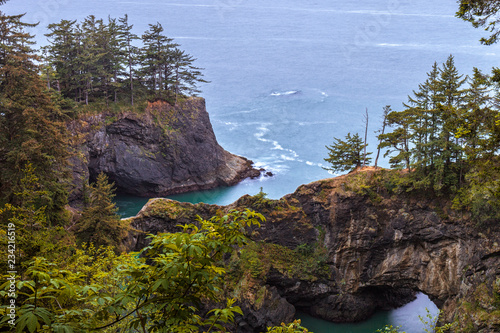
top-left (0, 12), bottom-right (70, 224)
top-left (43, 16), bottom-right (207, 106)
top-left (457, 0), bottom-right (500, 45)
top-left (324, 132), bottom-right (371, 173)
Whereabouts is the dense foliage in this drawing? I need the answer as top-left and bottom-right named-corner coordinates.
top-left (43, 16), bottom-right (207, 106)
top-left (379, 56), bottom-right (500, 220)
top-left (74, 173), bottom-right (128, 253)
top-left (2, 0), bottom-right (500, 331)
top-left (326, 55), bottom-right (500, 223)
top-left (0, 11), bottom-right (70, 225)
top-left (1, 210), bottom-right (265, 332)
top-left (324, 132), bottom-right (371, 173)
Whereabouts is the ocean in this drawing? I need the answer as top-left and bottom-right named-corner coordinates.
top-left (5, 0), bottom-right (499, 331)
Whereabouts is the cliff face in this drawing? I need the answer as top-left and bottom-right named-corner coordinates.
top-left (67, 98), bottom-right (260, 203)
top-left (126, 168), bottom-right (500, 332)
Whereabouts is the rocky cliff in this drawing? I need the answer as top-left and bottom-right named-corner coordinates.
top-left (126, 168), bottom-right (500, 332)
top-left (67, 98), bottom-right (260, 204)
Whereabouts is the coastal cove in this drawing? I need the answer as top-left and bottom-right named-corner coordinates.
top-left (121, 166), bottom-right (500, 332)
top-left (3, 0), bottom-right (500, 331)
top-left (116, 191), bottom-right (440, 333)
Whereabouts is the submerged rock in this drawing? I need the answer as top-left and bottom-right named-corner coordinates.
top-left (67, 98), bottom-right (261, 204)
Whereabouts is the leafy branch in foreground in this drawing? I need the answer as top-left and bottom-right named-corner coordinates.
top-left (0, 210), bottom-right (266, 332)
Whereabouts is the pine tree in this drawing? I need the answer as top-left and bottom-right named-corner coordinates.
top-left (460, 68), bottom-right (494, 160)
top-left (75, 173), bottom-right (128, 252)
top-left (0, 12), bottom-right (70, 224)
top-left (377, 108), bottom-right (414, 170)
top-left (140, 22), bottom-right (178, 99)
top-left (324, 133), bottom-right (371, 173)
top-left (404, 62), bottom-right (440, 170)
top-left (0, 163), bottom-right (58, 274)
top-left (45, 19), bottom-right (80, 99)
top-left (118, 14), bottom-right (139, 105)
top-left (170, 47), bottom-right (207, 102)
top-left (437, 55), bottom-right (466, 165)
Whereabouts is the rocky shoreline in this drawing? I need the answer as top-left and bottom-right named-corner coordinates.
top-left (124, 168), bottom-right (500, 332)
top-left (67, 98), bottom-right (262, 205)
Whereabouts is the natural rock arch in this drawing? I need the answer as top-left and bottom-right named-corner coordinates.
top-left (128, 169), bottom-right (500, 331)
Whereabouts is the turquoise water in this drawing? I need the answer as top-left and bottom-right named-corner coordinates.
top-left (4, 0), bottom-right (492, 330)
top-left (296, 293), bottom-right (439, 333)
top-left (5, 0), bottom-right (500, 203)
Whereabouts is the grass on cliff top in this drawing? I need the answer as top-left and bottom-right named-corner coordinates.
top-left (62, 94), bottom-right (197, 118)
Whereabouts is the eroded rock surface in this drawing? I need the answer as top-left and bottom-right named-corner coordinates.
top-left (67, 98), bottom-right (260, 204)
top-left (126, 168), bottom-right (500, 332)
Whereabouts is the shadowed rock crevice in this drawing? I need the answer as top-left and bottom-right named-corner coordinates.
top-left (125, 168), bottom-right (500, 332)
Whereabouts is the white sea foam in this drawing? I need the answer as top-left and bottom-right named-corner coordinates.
top-left (270, 90), bottom-right (299, 96)
top-left (253, 160), bottom-right (289, 174)
top-left (280, 154), bottom-right (296, 161)
top-left (376, 42), bottom-right (438, 48)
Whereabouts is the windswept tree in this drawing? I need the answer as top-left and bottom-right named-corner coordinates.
top-left (44, 16), bottom-right (207, 105)
top-left (324, 132), bottom-right (371, 173)
top-left (170, 47), bottom-right (207, 102)
top-left (139, 22), bottom-right (206, 102)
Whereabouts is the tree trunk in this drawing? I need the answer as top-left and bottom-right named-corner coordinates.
top-left (363, 108), bottom-right (369, 167)
top-left (375, 107), bottom-right (389, 168)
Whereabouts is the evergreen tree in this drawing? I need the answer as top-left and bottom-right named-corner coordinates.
top-left (457, 0), bottom-right (500, 45)
top-left (324, 132), bottom-right (371, 173)
top-left (377, 108), bottom-right (414, 170)
top-left (460, 68), bottom-right (494, 160)
top-left (118, 14), bottom-right (139, 105)
top-left (105, 17), bottom-right (126, 104)
top-left (75, 173), bottom-right (128, 252)
top-left (140, 22), bottom-right (178, 98)
top-left (0, 163), bottom-right (49, 274)
top-left (436, 55), bottom-right (466, 165)
top-left (170, 47), bottom-right (207, 102)
top-left (404, 62), bottom-right (440, 170)
top-left (45, 19), bottom-right (80, 99)
top-left (0, 12), bottom-right (69, 224)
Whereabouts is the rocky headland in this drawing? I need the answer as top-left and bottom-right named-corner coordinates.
top-left (66, 98), bottom-right (261, 204)
top-left (125, 167), bottom-right (500, 332)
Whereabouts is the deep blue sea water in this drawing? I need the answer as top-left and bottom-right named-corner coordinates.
top-left (5, 0), bottom-right (499, 331)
